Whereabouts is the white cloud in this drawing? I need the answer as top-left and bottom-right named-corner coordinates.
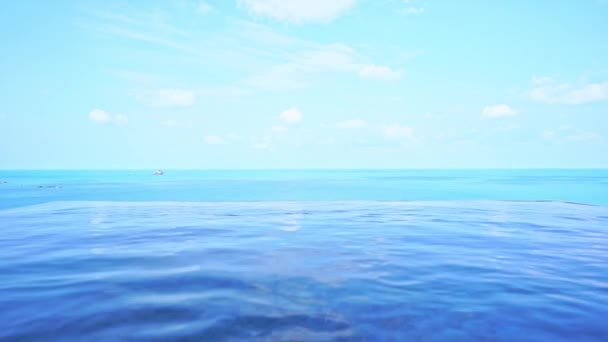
top-left (482, 104), bottom-right (517, 118)
top-left (529, 77), bottom-right (608, 105)
top-left (383, 124), bottom-right (414, 139)
top-left (197, 1), bottom-right (213, 14)
top-left (244, 43), bottom-right (402, 90)
top-left (280, 107), bottom-right (302, 124)
top-left (402, 0), bottom-right (425, 15)
top-left (359, 64), bottom-right (403, 81)
top-left (137, 88), bottom-right (196, 107)
top-left (298, 44), bottom-right (357, 71)
top-left (338, 119), bottom-right (367, 128)
top-left (204, 135), bottom-right (225, 145)
top-left (237, 0), bottom-right (357, 24)
top-left (89, 109), bottom-right (111, 124)
top-left (531, 75), bottom-right (554, 85)
top-left (158, 88), bottom-right (196, 107)
top-left (244, 44), bottom-right (358, 90)
top-left (89, 109), bottom-right (128, 126)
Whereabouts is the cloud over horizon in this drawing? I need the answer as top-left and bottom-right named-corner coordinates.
top-left (3, 0), bottom-right (608, 169)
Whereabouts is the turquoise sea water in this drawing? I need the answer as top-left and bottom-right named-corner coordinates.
top-left (1, 169), bottom-right (608, 208)
top-left (1, 170), bottom-right (608, 340)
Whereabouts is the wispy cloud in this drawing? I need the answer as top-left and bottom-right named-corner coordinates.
top-left (244, 44), bottom-right (355, 90)
top-left (234, 20), bottom-right (308, 48)
top-left (402, 0), bottom-right (425, 15)
top-left (197, 1), bottom-right (214, 14)
top-left (542, 126), bottom-right (603, 142)
top-left (280, 108), bottom-right (303, 124)
top-left (204, 135), bottom-right (226, 145)
top-left (89, 109), bottom-right (128, 126)
top-left (359, 64), bottom-right (403, 80)
top-left (383, 123), bottom-right (415, 140)
top-left (94, 23), bottom-right (190, 52)
top-left (136, 88), bottom-right (196, 107)
top-left (482, 104), bottom-right (517, 118)
top-left (84, 8), bottom-right (230, 63)
top-left (237, 0), bottom-right (357, 24)
top-left (529, 77), bottom-right (608, 104)
top-left (87, 8), bottom-right (403, 95)
top-left (245, 44), bottom-right (402, 90)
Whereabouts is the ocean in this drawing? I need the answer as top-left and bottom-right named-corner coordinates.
top-left (1, 170), bottom-right (607, 340)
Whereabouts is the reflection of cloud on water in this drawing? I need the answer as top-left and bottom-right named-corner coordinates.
top-left (90, 214), bottom-right (104, 226)
top-left (89, 203), bottom-right (108, 227)
top-left (90, 247), bottom-right (106, 255)
top-left (278, 205), bottom-right (303, 232)
top-left (280, 215), bottom-right (301, 232)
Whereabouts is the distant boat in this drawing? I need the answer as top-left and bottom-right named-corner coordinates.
top-left (153, 170), bottom-right (164, 175)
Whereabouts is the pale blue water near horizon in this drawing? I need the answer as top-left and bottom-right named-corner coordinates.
top-left (1, 169), bottom-right (608, 208)
top-left (1, 170), bottom-right (608, 340)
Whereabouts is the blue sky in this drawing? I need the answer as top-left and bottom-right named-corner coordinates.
top-left (1, 0), bottom-right (607, 169)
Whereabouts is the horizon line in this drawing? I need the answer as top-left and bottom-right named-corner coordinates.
top-left (1, 168), bottom-right (608, 171)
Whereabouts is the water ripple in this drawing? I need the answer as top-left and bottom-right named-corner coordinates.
top-left (1, 201), bottom-right (607, 340)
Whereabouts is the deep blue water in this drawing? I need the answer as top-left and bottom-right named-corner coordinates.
top-left (1, 170), bottom-right (608, 340)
